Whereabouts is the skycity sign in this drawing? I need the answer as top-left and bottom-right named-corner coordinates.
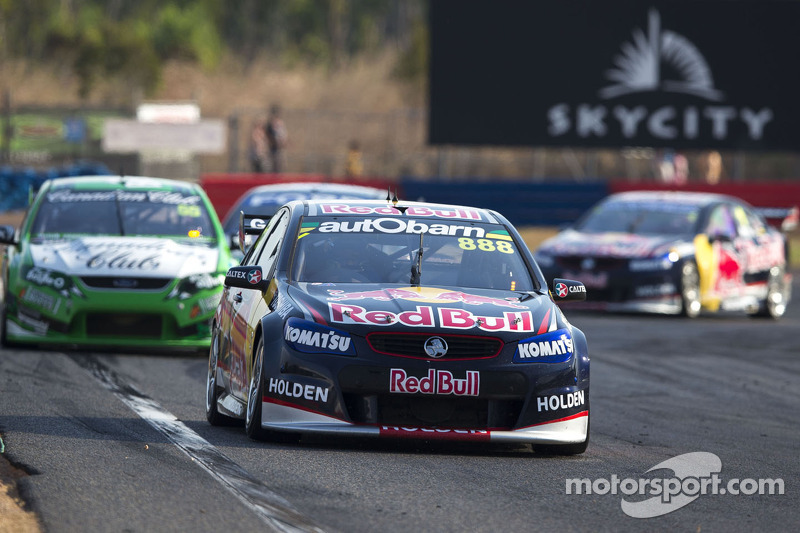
top-left (429, 0), bottom-right (800, 151)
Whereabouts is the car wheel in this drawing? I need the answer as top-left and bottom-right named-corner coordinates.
top-left (1, 298), bottom-right (8, 347)
top-left (1, 288), bottom-right (12, 348)
top-left (206, 331), bottom-right (237, 426)
top-left (245, 337), bottom-right (300, 443)
top-left (679, 261), bottom-right (701, 318)
top-left (534, 418), bottom-right (590, 456)
top-left (750, 266), bottom-right (787, 320)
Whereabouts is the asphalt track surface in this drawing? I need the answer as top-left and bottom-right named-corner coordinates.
top-left (1, 277), bottom-right (798, 532)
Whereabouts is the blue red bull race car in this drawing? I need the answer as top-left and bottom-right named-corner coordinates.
top-left (534, 190), bottom-right (796, 318)
top-left (206, 198), bottom-right (590, 454)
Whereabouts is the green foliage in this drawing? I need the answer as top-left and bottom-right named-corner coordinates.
top-left (1, 0), bottom-right (428, 98)
top-left (153, 2), bottom-right (222, 69)
top-left (393, 17), bottom-right (429, 82)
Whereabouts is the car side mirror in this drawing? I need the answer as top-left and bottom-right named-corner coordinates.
top-left (0, 224), bottom-right (17, 245)
top-left (225, 265), bottom-right (268, 292)
top-left (707, 233), bottom-right (733, 243)
top-left (551, 278), bottom-right (587, 302)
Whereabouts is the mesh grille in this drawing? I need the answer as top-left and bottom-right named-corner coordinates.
top-left (80, 277), bottom-right (172, 290)
top-left (86, 313), bottom-right (163, 338)
top-left (367, 332), bottom-right (502, 359)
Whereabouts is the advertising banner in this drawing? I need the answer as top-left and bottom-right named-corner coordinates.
top-left (429, 1), bottom-right (800, 151)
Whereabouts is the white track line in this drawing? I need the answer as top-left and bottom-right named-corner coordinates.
top-left (73, 354), bottom-right (326, 533)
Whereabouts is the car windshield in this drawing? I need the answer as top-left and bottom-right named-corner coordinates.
top-left (575, 200), bottom-right (700, 236)
top-left (224, 188), bottom-right (384, 235)
top-left (291, 217), bottom-right (536, 291)
top-left (31, 189), bottom-right (217, 239)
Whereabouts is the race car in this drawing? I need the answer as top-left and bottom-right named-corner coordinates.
top-left (0, 175), bottom-right (232, 352)
top-left (534, 190), bottom-right (796, 318)
top-left (206, 198), bottom-right (590, 454)
top-left (220, 182), bottom-right (386, 258)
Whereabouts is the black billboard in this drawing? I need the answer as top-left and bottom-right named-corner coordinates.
top-left (429, 1), bottom-right (800, 151)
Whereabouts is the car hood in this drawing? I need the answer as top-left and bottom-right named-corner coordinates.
top-left (28, 236), bottom-right (220, 278)
top-left (539, 229), bottom-right (686, 258)
top-left (288, 283), bottom-right (566, 340)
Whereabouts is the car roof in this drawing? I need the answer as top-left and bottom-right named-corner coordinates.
top-left (296, 198), bottom-right (504, 223)
top-left (241, 182), bottom-right (387, 196)
top-left (44, 175), bottom-right (201, 193)
top-left (609, 190), bottom-right (741, 207)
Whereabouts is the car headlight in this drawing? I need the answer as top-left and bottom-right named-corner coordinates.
top-left (167, 272), bottom-right (225, 300)
top-left (513, 328), bottom-right (573, 363)
top-left (629, 252), bottom-right (679, 272)
top-left (284, 317), bottom-right (356, 356)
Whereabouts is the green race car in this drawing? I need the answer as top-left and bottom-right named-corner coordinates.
top-left (0, 175), bottom-right (232, 353)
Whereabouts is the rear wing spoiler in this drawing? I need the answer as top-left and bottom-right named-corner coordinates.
top-left (754, 206), bottom-right (798, 232)
top-left (237, 212), bottom-right (272, 252)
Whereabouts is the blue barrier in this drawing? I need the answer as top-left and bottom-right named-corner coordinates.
top-left (0, 161), bottom-right (110, 212)
top-left (399, 179), bottom-right (609, 227)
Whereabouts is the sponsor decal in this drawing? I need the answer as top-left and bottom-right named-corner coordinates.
top-left (228, 269), bottom-right (249, 279)
top-left (380, 426), bottom-right (490, 441)
top-left (247, 269), bottom-right (262, 284)
top-left (22, 287), bottom-right (60, 313)
top-left (537, 391), bottom-right (586, 412)
top-left (187, 273), bottom-right (222, 290)
top-left (23, 266), bottom-right (73, 294)
top-left (46, 190), bottom-right (202, 205)
top-left (298, 222), bottom-right (319, 239)
top-left (268, 378), bottom-right (329, 403)
top-left (317, 218), bottom-right (485, 238)
top-left (16, 312), bottom-right (49, 335)
top-left (275, 294), bottom-right (294, 319)
top-left (320, 204), bottom-right (482, 220)
top-left (329, 302), bottom-right (536, 332)
top-left (555, 283), bottom-right (569, 298)
top-left (514, 328), bottom-right (573, 363)
top-left (197, 293), bottom-right (222, 314)
top-left (737, 236), bottom-right (785, 274)
top-left (389, 368), bottom-right (479, 396)
top-left (326, 287), bottom-right (524, 308)
top-left (284, 318), bottom-right (355, 355)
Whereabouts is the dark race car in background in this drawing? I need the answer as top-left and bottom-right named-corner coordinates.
top-left (206, 198), bottom-right (590, 454)
top-left (0, 176), bottom-right (232, 352)
top-left (220, 182), bottom-right (386, 258)
top-left (534, 191), bottom-right (796, 318)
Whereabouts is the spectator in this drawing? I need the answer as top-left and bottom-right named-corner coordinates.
top-left (249, 117), bottom-right (268, 173)
top-left (265, 104), bottom-right (288, 173)
top-left (705, 150), bottom-right (722, 184)
top-left (344, 139), bottom-right (363, 178)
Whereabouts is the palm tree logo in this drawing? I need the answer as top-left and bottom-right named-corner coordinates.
top-left (599, 9), bottom-right (724, 101)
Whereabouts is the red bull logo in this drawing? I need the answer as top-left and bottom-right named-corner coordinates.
top-left (389, 368), bottom-right (480, 396)
top-left (327, 287), bottom-right (524, 309)
top-left (328, 303), bottom-right (536, 332)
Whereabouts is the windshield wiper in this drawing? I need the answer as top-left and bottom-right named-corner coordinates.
top-left (410, 233), bottom-right (423, 286)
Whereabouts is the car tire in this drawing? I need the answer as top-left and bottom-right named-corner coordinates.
top-left (679, 261), bottom-right (701, 318)
top-left (750, 266), bottom-right (788, 320)
top-left (206, 330), bottom-right (238, 426)
top-left (245, 337), bottom-right (300, 443)
top-left (1, 296), bottom-right (8, 348)
top-left (534, 418), bottom-right (590, 456)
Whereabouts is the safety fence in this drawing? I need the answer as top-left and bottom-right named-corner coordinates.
top-left (0, 161), bottom-right (110, 212)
